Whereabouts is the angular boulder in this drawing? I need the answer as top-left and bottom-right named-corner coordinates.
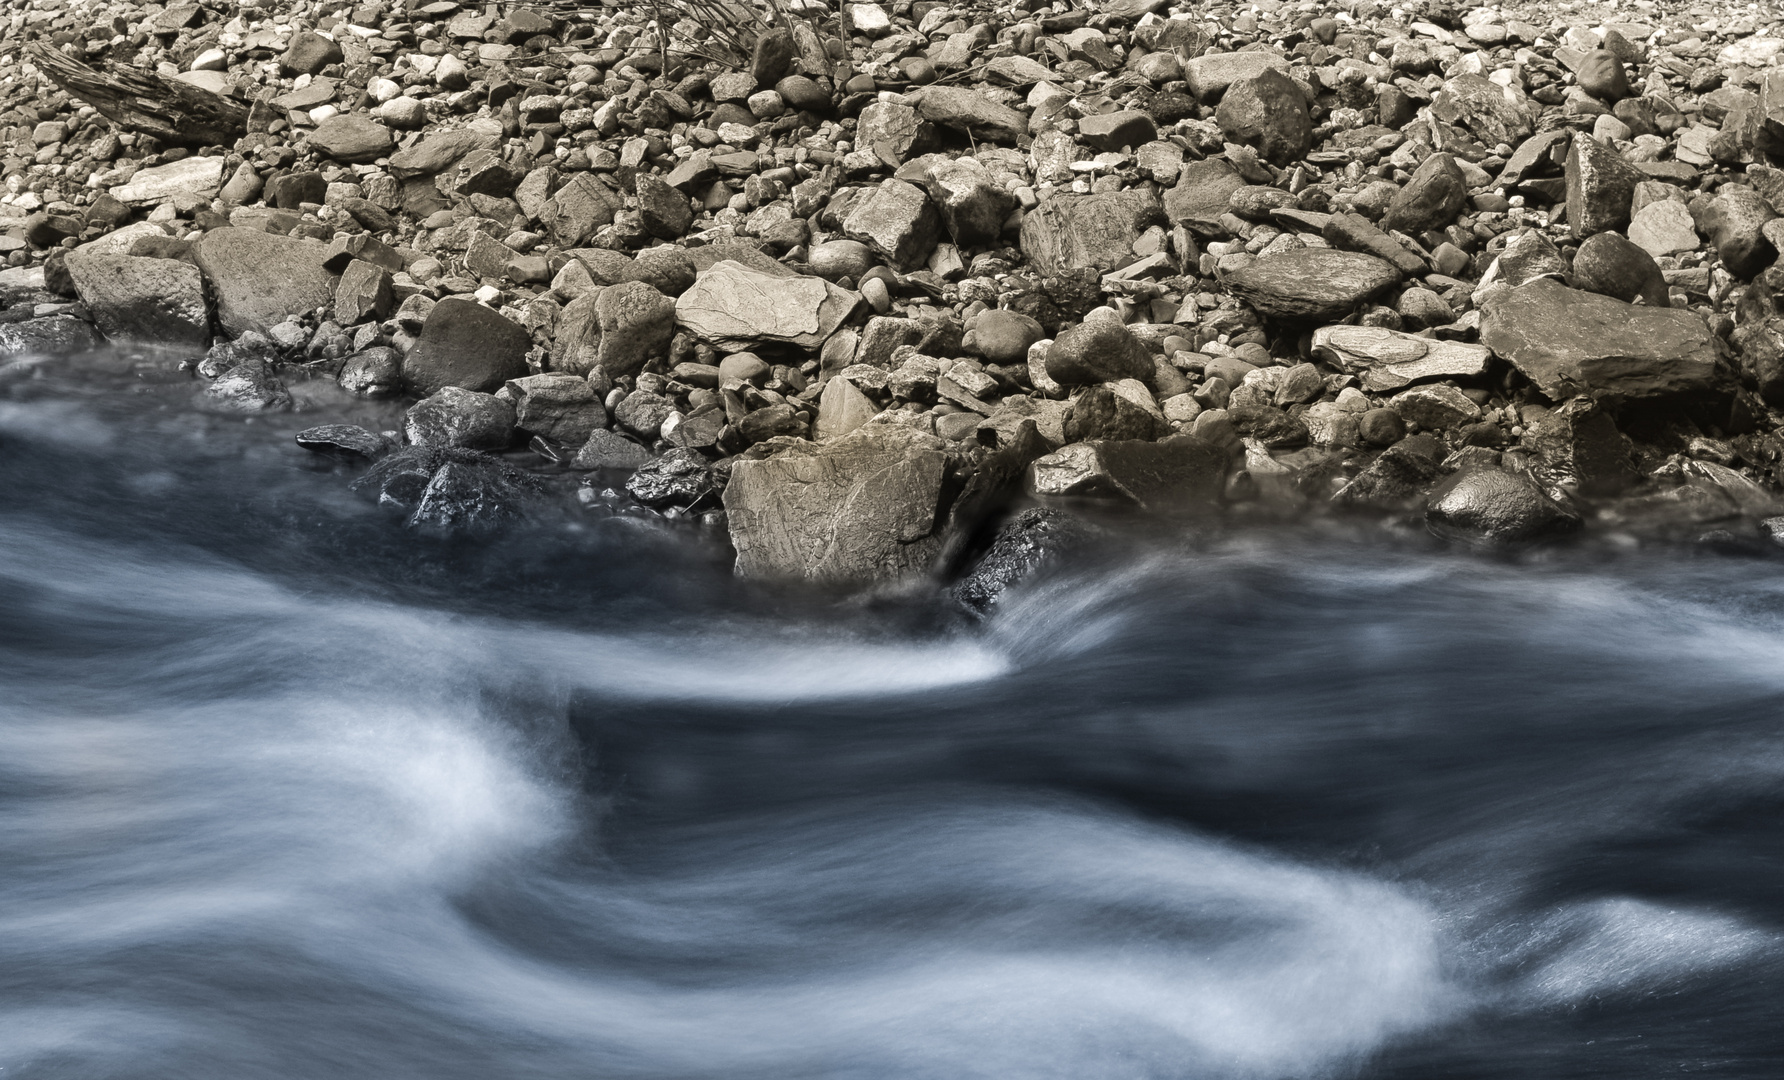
top-left (722, 422), bottom-right (951, 585)
top-left (402, 297), bottom-right (532, 395)
top-left (675, 260), bottom-right (860, 352)
top-left (192, 228), bottom-right (336, 338)
top-left (1479, 278), bottom-right (1727, 399)
top-left (62, 251), bottom-right (209, 351)
top-left (1020, 188), bottom-right (1165, 274)
top-left (1222, 249), bottom-right (1402, 320)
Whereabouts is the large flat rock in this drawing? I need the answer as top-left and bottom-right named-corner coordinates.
top-left (722, 422), bottom-right (949, 584)
top-left (1222, 249), bottom-right (1402, 320)
top-left (675, 260), bottom-right (859, 352)
top-left (192, 228), bottom-right (336, 338)
top-left (63, 251), bottom-right (209, 351)
top-left (1479, 277), bottom-right (1728, 399)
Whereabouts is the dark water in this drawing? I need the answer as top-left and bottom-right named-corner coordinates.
top-left (4, 352), bottom-right (1784, 1078)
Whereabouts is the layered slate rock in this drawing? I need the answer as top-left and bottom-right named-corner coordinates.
top-left (1222, 249), bottom-right (1402, 320)
top-left (722, 422), bottom-right (950, 584)
top-left (1019, 188), bottom-right (1165, 274)
top-left (401, 297), bottom-right (531, 395)
top-left (1311, 324), bottom-right (1491, 392)
top-left (1479, 278), bottom-right (1727, 400)
top-left (674, 260), bottom-right (860, 352)
top-left (62, 250), bottom-right (208, 350)
top-left (1028, 436), bottom-right (1228, 510)
top-left (1565, 131), bottom-right (1645, 238)
top-left (909, 85), bottom-right (1027, 143)
top-left (192, 228), bottom-right (335, 338)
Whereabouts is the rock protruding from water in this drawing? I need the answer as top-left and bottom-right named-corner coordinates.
top-left (952, 508), bottom-right (1098, 614)
top-left (722, 423), bottom-right (950, 585)
top-left (1425, 468), bottom-right (1582, 546)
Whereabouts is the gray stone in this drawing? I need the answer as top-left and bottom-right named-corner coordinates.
top-left (0, 315), bottom-right (102, 357)
top-left (923, 159), bottom-right (1016, 249)
top-left (1028, 436), bottom-right (1228, 510)
top-left (1332, 435), bottom-right (1448, 508)
top-left (1044, 319), bottom-right (1153, 386)
top-left (338, 345), bottom-right (401, 398)
top-left (952, 507), bottom-right (1097, 613)
top-left (842, 179), bottom-right (942, 272)
top-left (1020, 187), bottom-right (1165, 273)
top-left (575, 280), bottom-right (677, 380)
top-left (1078, 110), bottom-right (1159, 152)
top-left (1696, 188), bottom-right (1778, 280)
top-left (911, 85), bottom-right (1028, 144)
top-left (674, 260), bottom-right (860, 352)
top-left (333, 259), bottom-right (395, 325)
top-left (403, 298), bottom-right (532, 396)
top-left (1064, 383), bottom-right (1169, 442)
top-left (62, 251), bottom-right (208, 351)
top-left (627, 448), bottom-right (721, 508)
top-left (1311, 324), bottom-right (1491, 392)
top-left (192, 228), bottom-right (336, 338)
top-left (816, 375), bottom-right (878, 440)
top-left (808, 239), bottom-right (876, 282)
top-left (1524, 396), bottom-right (1640, 496)
top-left (636, 173), bottom-right (692, 240)
top-left (203, 357), bottom-right (291, 413)
top-left (408, 458), bottom-right (538, 532)
top-left (1381, 153), bottom-right (1467, 236)
top-left (282, 31), bottom-right (344, 76)
top-left (1222, 248), bottom-right (1402, 320)
top-left (1216, 67), bottom-right (1313, 165)
top-left (405, 386), bottom-right (517, 449)
top-left (538, 173), bottom-right (623, 248)
top-left (964, 309), bottom-right (1044, 364)
top-left (1389, 384), bottom-right (1480, 429)
top-left (1165, 158), bottom-right (1248, 236)
top-left (573, 428), bottom-right (654, 471)
top-left (722, 422), bottom-right (951, 584)
top-left (1183, 51), bottom-right (1291, 103)
top-left (1569, 231), bottom-right (1669, 307)
top-left (856, 102), bottom-right (931, 165)
top-left (502, 372), bottom-right (607, 444)
top-left (1479, 277), bottom-right (1726, 400)
top-left (308, 115), bottom-right (393, 164)
top-left (1425, 468), bottom-right (1581, 546)
top-left (1565, 131), bottom-right (1645, 238)
top-left (613, 390), bottom-right (675, 441)
top-left (110, 156), bottom-right (226, 207)
top-left (1626, 199), bottom-right (1701, 258)
top-left (295, 424), bottom-right (388, 461)
top-left (388, 130), bottom-right (500, 179)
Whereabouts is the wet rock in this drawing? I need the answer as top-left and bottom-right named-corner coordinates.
top-left (573, 429), bottom-right (653, 472)
top-left (192, 228), bottom-right (336, 338)
top-left (403, 298), bottom-right (531, 396)
top-left (627, 448), bottom-right (721, 509)
top-left (1390, 384), bottom-right (1481, 429)
top-left (1523, 396), bottom-right (1639, 496)
top-left (1064, 384), bottom-right (1169, 442)
top-left (1358, 407), bottom-right (1406, 447)
top-left (408, 457), bottom-right (538, 532)
top-left (1019, 188), bottom-right (1166, 274)
top-left (0, 316), bottom-right (105, 357)
top-left (1222, 249), bottom-right (1402, 320)
top-left (338, 346), bottom-right (402, 398)
top-left (722, 422), bottom-right (951, 584)
top-left (62, 251), bottom-right (208, 351)
top-left (1332, 435), bottom-right (1448, 509)
top-left (405, 386), bottom-right (517, 450)
top-left (1569, 231), bottom-right (1670, 308)
top-left (1425, 469), bottom-right (1581, 546)
top-left (295, 424), bottom-right (388, 461)
top-left (952, 507), bottom-right (1096, 613)
top-left (1565, 132), bottom-right (1645, 238)
top-left (1044, 318), bottom-right (1153, 386)
top-left (1479, 278), bottom-right (1726, 400)
top-left (203, 357), bottom-right (292, 413)
top-left (613, 390), bottom-right (675, 441)
top-left (674, 260), bottom-right (860, 352)
top-left (1216, 68), bottom-right (1313, 166)
top-left (1028, 436), bottom-right (1228, 510)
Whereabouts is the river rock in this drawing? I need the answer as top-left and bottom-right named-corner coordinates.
top-left (910, 85), bottom-right (1027, 144)
top-left (636, 173), bottom-right (693, 240)
top-left (405, 387), bottom-right (517, 449)
top-left (1569, 231), bottom-right (1670, 307)
top-left (1064, 384), bottom-right (1169, 442)
top-left (1381, 153), bottom-right (1468, 236)
top-left (1626, 199), bottom-right (1701, 258)
top-left (308, 115), bottom-right (393, 164)
top-left (923, 159), bottom-right (1016, 249)
top-left (842, 179), bottom-right (942, 272)
top-left (808, 239), bottom-right (876, 282)
top-left (203, 357), bottom-right (291, 413)
top-left (403, 298), bottom-right (531, 395)
top-left (1425, 468), bottom-right (1581, 546)
top-left (1565, 132), bottom-right (1645, 238)
top-left (627, 448), bottom-right (721, 509)
top-left (338, 345), bottom-right (401, 398)
top-left (1183, 50), bottom-right (1290, 102)
top-left (722, 422), bottom-right (951, 584)
top-left (1044, 319), bottom-right (1153, 386)
top-left (1479, 278), bottom-right (1726, 399)
top-left (109, 156), bottom-right (225, 207)
top-left (1216, 68), bottom-right (1313, 166)
top-left (1028, 436), bottom-right (1228, 510)
top-left (0, 315), bottom-right (99, 357)
top-left (1696, 188), bottom-right (1779, 280)
top-left (1020, 188), bottom-right (1165, 274)
top-left (1165, 158), bottom-right (1247, 236)
top-left (1078, 110), bottom-right (1158, 152)
top-left (573, 429), bottom-right (654, 471)
top-left (952, 507), bottom-right (1097, 613)
top-left (333, 259), bottom-right (394, 325)
top-left (1524, 396), bottom-right (1640, 495)
top-left (590, 281), bottom-right (677, 380)
top-left (502, 372), bottom-right (606, 445)
top-left (1222, 248), bottom-right (1402, 320)
top-left (1311, 325), bottom-right (1491, 392)
top-left (295, 424), bottom-right (389, 461)
top-left (964, 309), bottom-right (1044, 364)
top-left (387, 129), bottom-right (499, 179)
top-left (675, 260), bottom-right (860, 352)
top-left (192, 228), bottom-right (335, 338)
top-left (62, 251), bottom-right (208, 351)
top-left (816, 375), bottom-right (879, 440)
top-left (1575, 49), bottom-right (1632, 103)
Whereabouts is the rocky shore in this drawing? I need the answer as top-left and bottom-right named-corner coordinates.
top-left (4, 0), bottom-right (1784, 598)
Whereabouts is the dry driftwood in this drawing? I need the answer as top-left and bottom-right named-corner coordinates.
top-left (29, 41), bottom-right (250, 149)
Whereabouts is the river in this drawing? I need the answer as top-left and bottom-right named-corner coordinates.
top-left (3, 351), bottom-right (1783, 1078)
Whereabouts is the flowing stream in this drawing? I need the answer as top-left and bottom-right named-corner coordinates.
top-left (4, 351), bottom-right (1784, 1078)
